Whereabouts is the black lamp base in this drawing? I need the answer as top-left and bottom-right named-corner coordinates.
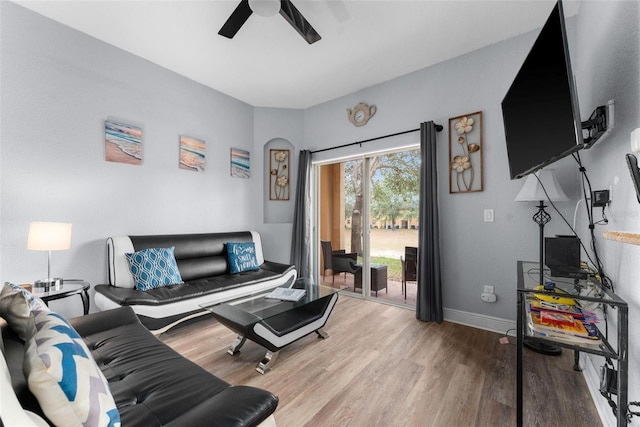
top-left (524, 338), bottom-right (562, 356)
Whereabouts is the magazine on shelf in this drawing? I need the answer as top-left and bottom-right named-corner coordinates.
top-left (265, 287), bottom-right (306, 302)
top-left (525, 299), bottom-right (601, 345)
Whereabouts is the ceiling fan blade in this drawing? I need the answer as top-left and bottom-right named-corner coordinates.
top-left (218, 0), bottom-right (253, 39)
top-left (279, 0), bottom-right (321, 44)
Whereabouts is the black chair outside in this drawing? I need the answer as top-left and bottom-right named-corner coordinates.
top-left (401, 246), bottom-right (418, 299)
top-left (321, 240), bottom-right (360, 284)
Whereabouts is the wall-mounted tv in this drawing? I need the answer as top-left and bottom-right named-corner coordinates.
top-left (502, 0), bottom-right (583, 180)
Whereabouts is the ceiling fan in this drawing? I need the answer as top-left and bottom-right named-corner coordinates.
top-left (219, 0), bottom-right (322, 44)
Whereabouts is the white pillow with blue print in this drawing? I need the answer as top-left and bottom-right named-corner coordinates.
top-left (0, 282), bottom-right (49, 341)
top-left (24, 310), bottom-right (121, 427)
top-left (125, 246), bottom-right (183, 291)
top-left (227, 242), bottom-right (260, 273)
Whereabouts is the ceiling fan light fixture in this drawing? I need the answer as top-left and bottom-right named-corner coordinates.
top-left (248, 0), bottom-right (281, 17)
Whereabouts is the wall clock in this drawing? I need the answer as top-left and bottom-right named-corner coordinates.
top-left (347, 102), bottom-right (376, 127)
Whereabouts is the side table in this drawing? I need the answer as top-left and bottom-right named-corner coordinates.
top-left (33, 280), bottom-right (90, 315)
top-left (354, 264), bottom-right (388, 296)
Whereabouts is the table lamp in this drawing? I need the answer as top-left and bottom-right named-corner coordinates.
top-left (515, 169), bottom-right (568, 355)
top-left (27, 222), bottom-right (72, 289)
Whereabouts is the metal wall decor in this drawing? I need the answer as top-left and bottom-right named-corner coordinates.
top-left (269, 149), bottom-right (289, 200)
top-left (449, 111), bottom-right (483, 193)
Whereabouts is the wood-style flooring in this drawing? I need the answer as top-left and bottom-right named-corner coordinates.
top-left (160, 295), bottom-right (602, 427)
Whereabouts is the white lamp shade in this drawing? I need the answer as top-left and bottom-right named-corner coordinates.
top-left (27, 222), bottom-right (72, 251)
top-left (514, 169), bottom-right (569, 202)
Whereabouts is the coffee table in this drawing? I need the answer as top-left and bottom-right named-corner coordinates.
top-left (201, 278), bottom-right (344, 374)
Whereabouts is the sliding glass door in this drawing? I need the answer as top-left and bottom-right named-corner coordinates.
top-left (317, 148), bottom-right (419, 307)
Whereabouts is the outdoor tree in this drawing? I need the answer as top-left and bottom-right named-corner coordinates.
top-left (371, 183), bottom-right (418, 229)
top-left (344, 150), bottom-right (420, 255)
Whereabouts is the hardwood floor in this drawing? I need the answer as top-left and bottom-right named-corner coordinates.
top-left (161, 296), bottom-right (602, 427)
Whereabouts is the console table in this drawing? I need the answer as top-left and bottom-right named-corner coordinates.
top-left (516, 261), bottom-right (628, 426)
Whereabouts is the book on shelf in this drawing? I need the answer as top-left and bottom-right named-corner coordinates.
top-left (528, 298), bottom-right (584, 318)
top-left (525, 299), bottom-right (601, 345)
top-left (528, 329), bottom-right (602, 346)
top-left (264, 287), bottom-right (306, 302)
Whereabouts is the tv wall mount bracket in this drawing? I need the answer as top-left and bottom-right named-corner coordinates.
top-left (582, 100), bottom-right (614, 149)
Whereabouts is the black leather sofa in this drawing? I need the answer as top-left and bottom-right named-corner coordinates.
top-left (94, 231), bottom-right (297, 333)
top-left (1, 306), bottom-right (279, 426)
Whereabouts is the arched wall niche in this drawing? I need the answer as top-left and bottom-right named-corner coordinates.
top-left (263, 138), bottom-right (294, 224)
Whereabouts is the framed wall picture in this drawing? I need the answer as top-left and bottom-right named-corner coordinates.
top-left (269, 149), bottom-right (289, 200)
top-left (105, 120), bottom-right (143, 165)
top-left (230, 148), bottom-right (250, 178)
top-left (179, 136), bottom-right (206, 172)
top-left (449, 111), bottom-right (483, 193)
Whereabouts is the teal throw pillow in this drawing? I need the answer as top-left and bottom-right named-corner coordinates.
top-left (125, 247), bottom-right (183, 291)
top-left (227, 242), bottom-right (260, 273)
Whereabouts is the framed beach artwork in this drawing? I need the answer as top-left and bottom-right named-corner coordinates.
top-left (269, 149), bottom-right (289, 201)
top-left (230, 148), bottom-right (250, 178)
top-left (179, 136), bottom-right (206, 172)
top-left (105, 120), bottom-right (143, 165)
top-left (449, 111), bottom-right (483, 193)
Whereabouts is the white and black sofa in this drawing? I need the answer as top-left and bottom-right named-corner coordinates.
top-left (94, 231), bottom-right (297, 334)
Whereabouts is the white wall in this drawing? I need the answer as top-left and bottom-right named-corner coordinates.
top-left (573, 2), bottom-right (640, 425)
top-left (0, 3), bottom-right (256, 317)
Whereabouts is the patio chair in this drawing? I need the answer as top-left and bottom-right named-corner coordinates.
top-left (320, 240), bottom-right (359, 284)
top-left (401, 246), bottom-right (418, 299)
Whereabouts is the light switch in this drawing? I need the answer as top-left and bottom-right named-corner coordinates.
top-left (484, 209), bottom-right (494, 222)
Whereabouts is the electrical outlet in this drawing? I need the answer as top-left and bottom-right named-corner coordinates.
top-left (483, 285), bottom-right (494, 294)
top-left (481, 293), bottom-right (497, 303)
top-left (593, 190), bottom-right (610, 207)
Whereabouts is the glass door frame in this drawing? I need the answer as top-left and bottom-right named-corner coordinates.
top-left (312, 145), bottom-right (419, 304)
top-left (312, 155), bottom-right (371, 298)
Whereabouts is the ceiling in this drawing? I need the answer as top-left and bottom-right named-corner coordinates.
top-left (15, 0), bottom-right (579, 109)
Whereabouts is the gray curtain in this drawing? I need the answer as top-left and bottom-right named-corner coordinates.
top-left (416, 121), bottom-right (443, 322)
top-left (290, 150), bottom-right (312, 278)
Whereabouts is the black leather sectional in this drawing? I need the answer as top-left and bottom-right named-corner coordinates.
top-left (1, 306), bottom-right (279, 426)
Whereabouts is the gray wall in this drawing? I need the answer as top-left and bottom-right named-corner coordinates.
top-left (1, 2), bottom-right (638, 422)
top-left (303, 20), bottom-right (580, 324)
top-left (253, 107), bottom-right (304, 264)
top-left (573, 2), bottom-right (640, 424)
top-left (0, 2), bottom-right (256, 317)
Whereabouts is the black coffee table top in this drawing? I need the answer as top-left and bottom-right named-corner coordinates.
top-left (200, 278), bottom-right (344, 329)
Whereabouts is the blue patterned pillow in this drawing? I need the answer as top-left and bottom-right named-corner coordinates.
top-left (125, 246), bottom-right (183, 291)
top-left (227, 242), bottom-right (260, 273)
top-left (24, 311), bottom-right (120, 427)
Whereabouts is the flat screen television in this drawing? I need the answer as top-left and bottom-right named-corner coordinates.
top-left (502, 0), bottom-right (583, 180)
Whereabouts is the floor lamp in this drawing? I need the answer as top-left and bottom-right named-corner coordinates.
top-left (515, 169), bottom-right (568, 355)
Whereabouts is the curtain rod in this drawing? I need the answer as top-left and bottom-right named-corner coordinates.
top-left (310, 124), bottom-right (443, 154)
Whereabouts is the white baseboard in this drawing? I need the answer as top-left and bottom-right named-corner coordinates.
top-left (443, 307), bottom-right (516, 336)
